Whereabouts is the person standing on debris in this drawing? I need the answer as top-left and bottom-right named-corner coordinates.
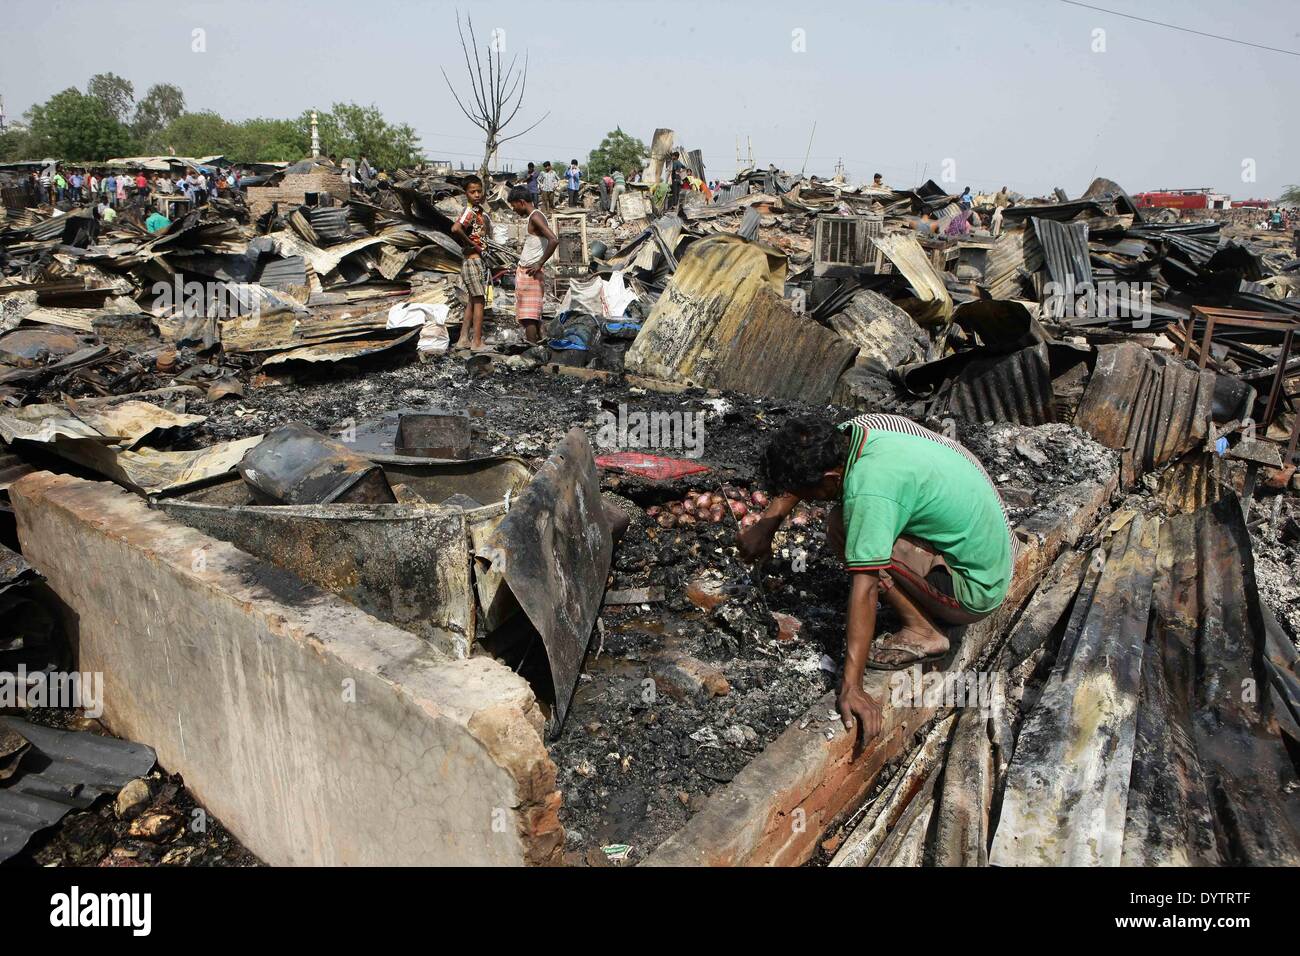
top-left (451, 175), bottom-right (492, 351)
top-left (959, 186), bottom-right (973, 209)
top-left (566, 159), bottom-right (582, 208)
top-left (994, 185), bottom-right (1011, 209)
top-left (872, 172), bottom-right (887, 189)
top-left (539, 161), bottom-right (559, 214)
top-left (610, 168), bottom-right (626, 216)
top-left (668, 150), bottom-right (686, 211)
top-left (526, 162), bottom-right (539, 205)
top-left (145, 209), bottom-right (170, 233)
top-left (508, 185), bottom-right (558, 345)
top-left (53, 170), bottom-right (67, 203)
top-left (739, 414), bottom-right (1013, 749)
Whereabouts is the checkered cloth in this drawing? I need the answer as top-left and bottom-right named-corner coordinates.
top-left (514, 266), bottom-right (544, 322)
top-left (460, 255), bottom-right (488, 299)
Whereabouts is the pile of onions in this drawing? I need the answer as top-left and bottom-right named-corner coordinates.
top-left (646, 486), bottom-right (771, 530)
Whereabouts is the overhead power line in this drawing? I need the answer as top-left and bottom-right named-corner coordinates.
top-left (1057, 0), bottom-right (1300, 57)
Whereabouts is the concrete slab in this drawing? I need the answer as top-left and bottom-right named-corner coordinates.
top-left (10, 471), bottom-right (562, 866)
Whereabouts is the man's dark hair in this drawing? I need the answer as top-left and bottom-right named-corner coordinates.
top-left (464, 175), bottom-right (483, 191)
top-left (527, 162), bottom-right (535, 170)
top-left (761, 416), bottom-right (848, 493)
top-left (507, 185), bottom-right (531, 204)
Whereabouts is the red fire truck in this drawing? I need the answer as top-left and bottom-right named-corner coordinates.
top-left (1132, 187), bottom-right (1232, 211)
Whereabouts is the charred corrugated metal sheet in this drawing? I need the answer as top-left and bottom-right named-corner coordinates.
top-left (982, 227), bottom-right (1042, 300)
top-left (989, 497), bottom-right (1300, 867)
top-left (990, 514), bottom-right (1160, 866)
top-left (1030, 216), bottom-right (1092, 290)
top-left (1153, 453), bottom-right (1229, 515)
top-left (307, 206), bottom-right (353, 245)
top-left (948, 342), bottom-right (1055, 426)
top-left (258, 256), bottom-right (309, 293)
top-left (624, 233), bottom-right (788, 387)
top-left (829, 289), bottom-right (928, 369)
top-left (1073, 342), bottom-right (1216, 485)
top-left (1128, 498), bottom-right (1300, 864)
top-left (870, 233), bottom-right (952, 325)
top-left (0, 717), bottom-right (156, 863)
top-left (477, 429), bottom-right (612, 735)
top-left (711, 286), bottom-right (858, 403)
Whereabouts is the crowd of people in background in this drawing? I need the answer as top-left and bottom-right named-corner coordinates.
top-left (511, 147), bottom-right (728, 218)
top-left (21, 164), bottom-right (245, 232)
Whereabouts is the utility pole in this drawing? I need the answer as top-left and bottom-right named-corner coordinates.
top-left (736, 136), bottom-right (755, 177)
top-left (800, 121), bottom-right (817, 177)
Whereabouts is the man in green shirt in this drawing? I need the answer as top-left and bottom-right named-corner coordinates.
top-left (738, 413), bottom-right (1013, 749)
top-left (145, 211), bottom-right (170, 233)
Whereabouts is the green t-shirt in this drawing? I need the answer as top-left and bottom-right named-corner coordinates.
top-left (145, 212), bottom-right (170, 233)
top-left (838, 414), bottom-right (1012, 614)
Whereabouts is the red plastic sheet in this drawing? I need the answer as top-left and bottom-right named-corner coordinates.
top-left (595, 452), bottom-right (711, 481)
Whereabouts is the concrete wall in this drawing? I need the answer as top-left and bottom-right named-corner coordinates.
top-left (11, 472), bottom-right (561, 866)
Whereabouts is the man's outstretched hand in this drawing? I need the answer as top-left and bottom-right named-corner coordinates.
top-left (837, 682), bottom-right (882, 758)
top-left (736, 522), bottom-right (773, 562)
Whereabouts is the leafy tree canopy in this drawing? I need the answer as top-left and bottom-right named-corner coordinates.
top-left (586, 128), bottom-right (647, 180)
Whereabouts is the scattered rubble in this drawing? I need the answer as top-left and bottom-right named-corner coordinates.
top-left (3, 147), bottom-right (1299, 867)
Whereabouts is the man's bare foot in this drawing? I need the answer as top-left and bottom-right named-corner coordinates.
top-left (453, 338), bottom-right (470, 351)
top-left (865, 624), bottom-right (950, 669)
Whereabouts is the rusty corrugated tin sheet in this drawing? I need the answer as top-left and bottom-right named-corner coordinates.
top-left (1153, 453), bottom-right (1229, 514)
top-left (948, 342), bottom-right (1055, 425)
top-left (1126, 498), bottom-right (1300, 865)
top-left (991, 498), bottom-right (1300, 866)
top-left (991, 513), bottom-right (1160, 866)
top-left (1073, 342), bottom-right (1215, 485)
top-left (711, 286), bottom-right (858, 403)
top-left (625, 233), bottom-right (863, 404)
top-left (870, 233), bottom-right (952, 325)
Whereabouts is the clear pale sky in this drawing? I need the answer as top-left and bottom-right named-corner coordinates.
top-left (2, 0), bottom-right (1296, 198)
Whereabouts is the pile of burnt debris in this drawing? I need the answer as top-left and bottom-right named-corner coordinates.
top-left (1, 139), bottom-right (1297, 867)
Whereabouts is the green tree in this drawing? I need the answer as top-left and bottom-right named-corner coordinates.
top-left (305, 102), bottom-right (422, 170)
top-left (231, 118), bottom-right (308, 163)
top-left (24, 88), bottom-right (133, 161)
top-left (1280, 185), bottom-right (1300, 206)
top-left (133, 83), bottom-right (186, 150)
top-left (158, 111), bottom-right (236, 158)
top-left (0, 126), bottom-right (36, 162)
top-left (586, 128), bottom-right (647, 180)
top-left (87, 72), bottom-right (135, 125)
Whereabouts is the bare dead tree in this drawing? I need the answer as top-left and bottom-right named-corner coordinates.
top-left (441, 12), bottom-right (548, 178)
